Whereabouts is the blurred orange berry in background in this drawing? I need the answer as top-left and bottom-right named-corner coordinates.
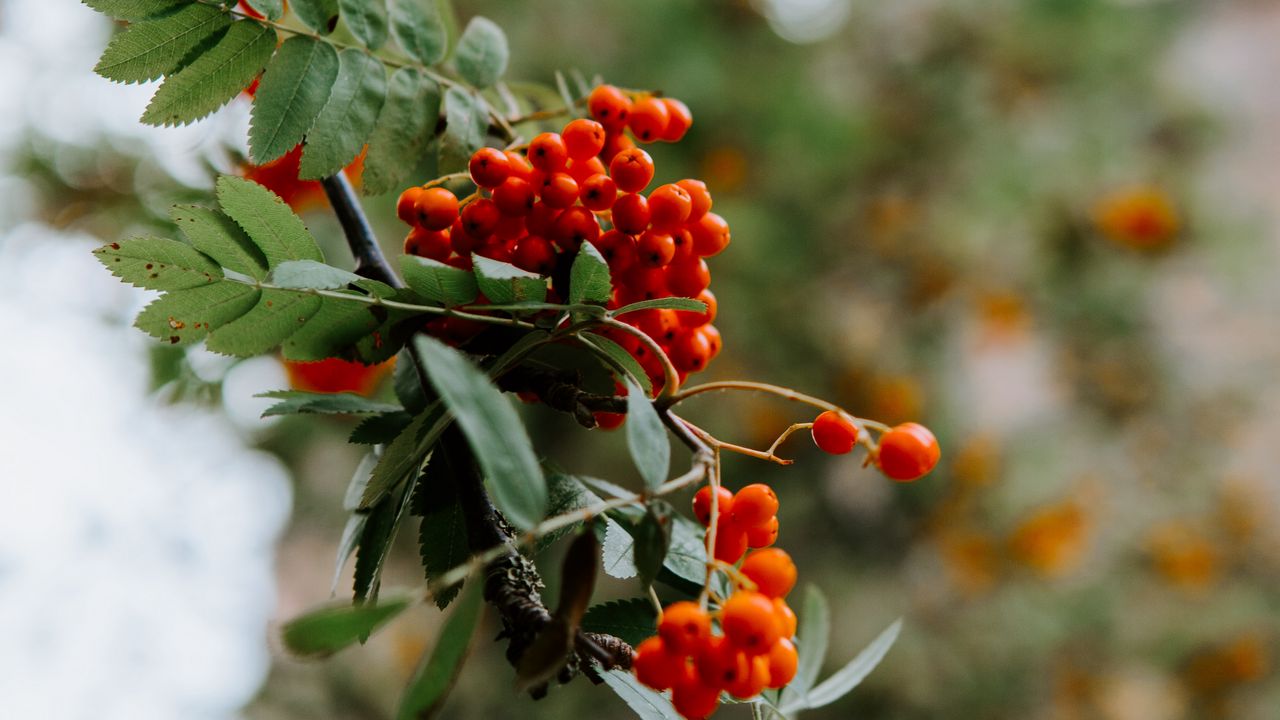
top-left (283, 357), bottom-right (395, 396)
top-left (1183, 633), bottom-right (1270, 697)
top-left (242, 145), bottom-right (366, 213)
top-left (700, 145), bottom-right (747, 194)
top-left (1007, 500), bottom-right (1090, 577)
top-left (937, 528), bottom-right (1000, 596)
top-left (1147, 521), bottom-right (1221, 592)
top-left (1093, 185), bottom-right (1180, 251)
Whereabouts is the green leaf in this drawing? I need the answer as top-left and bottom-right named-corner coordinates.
top-left (624, 378), bottom-right (668, 491)
top-left (553, 70), bottom-right (575, 112)
top-left (258, 389), bottom-right (400, 417)
top-left (632, 501), bottom-right (673, 588)
top-left (569, 242), bottom-right (611, 307)
top-left (350, 411), bottom-right (414, 444)
top-left (332, 512), bottom-right (368, 593)
top-left (280, 293), bottom-right (383, 360)
top-left (438, 87), bottom-right (488, 174)
top-left (601, 518), bottom-right (638, 580)
top-left (249, 36), bottom-right (340, 164)
top-left (613, 297), bottom-right (707, 316)
top-left (93, 236), bottom-right (222, 291)
top-left (299, 49), bottom-right (387, 179)
top-left (540, 473), bottom-right (604, 548)
top-left (413, 335), bottom-right (547, 531)
top-left (452, 16), bottom-right (507, 88)
top-left (577, 332), bottom-right (652, 397)
top-left (290, 0), bottom-right (340, 33)
top-left (363, 68), bottom-right (441, 195)
top-left (581, 599), bottom-right (656, 648)
top-left (400, 255), bottom-right (477, 306)
top-left (787, 620), bottom-right (902, 712)
top-left (170, 204), bottom-right (268, 280)
top-left (141, 19), bottom-right (276, 127)
top-left (205, 288), bottom-right (324, 356)
top-left (361, 406), bottom-right (440, 508)
top-left (390, 0), bottom-right (446, 65)
top-left (269, 259), bottom-right (361, 289)
top-left (472, 254), bottom-right (547, 305)
top-left (134, 281), bottom-right (261, 346)
top-left (338, 0), bottom-right (388, 50)
top-left (789, 584), bottom-right (829, 702)
top-left (83, 0), bottom-right (184, 20)
top-left (216, 175), bottom-right (324, 267)
top-left (599, 669), bottom-right (682, 720)
top-left (662, 514), bottom-right (707, 585)
top-left (243, 0), bottom-right (284, 21)
top-left (397, 585), bottom-right (482, 720)
top-left (281, 592), bottom-right (413, 657)
top-left (94, 4), bottom-right (230, 84)
top-left (412, 452), bottom-right (470, 609)
top-left (354, 490), bottom-right (402, 601)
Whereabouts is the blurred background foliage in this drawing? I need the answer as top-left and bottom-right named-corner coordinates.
top-left (16, 0), bottom-right (1280, 718)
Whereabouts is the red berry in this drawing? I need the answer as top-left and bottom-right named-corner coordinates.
top-left (612, 192), bottom-right (651, 234)
top-left (580, 173), bottom-right (618, 211)
top-left (671, 229), bottom-right (696, 263)
top-left (726, 655), bottom-right (771, 700)
top-left (625, 265), bottom-right (669, 300)
top-left (766, 639), bottom-right (798, 689)
top-left (677, 289), bottom-right (717, 328)
top-left (492, 177), bottom-right (535, 216)
top-left (588, 85), bottom-right (632, 131)
top-left (712, 514), bottom-right (749, 564)
top-left (562, 118), bottom-right (607, 161)
top-left (415, 187), bottom-right (459, 231)
top-left (672, 671), bottom-right (720, 720)
top-left (512, 235), bottom-right (556, 275)
top-left (528, 132), bottom-right (568, 172)
top-left (460, 197), bottom-right (500, 237)
top-left (774, 599), bottom-right (797, 638)
top-left (592, 229), bottom-right (636, 272)
top-left (568, 156), bottom-right (606, 183)
top-left (397, 186), bottom-right (425, 225)
top-left (811, 410), bottom-right (859, 455)
top-left (634, 637), bottom-right (686, 691)
top-left (676, 179), bottom-right (712, 221)
top-left (404, 226), bottom-right (451, 261)
top-left (637, 230), bottom-right (676, 268)
top-left (700, 324), bottom-right (722, 358)
top-left (494, 213), bottom-right (526, 241)
top-left (628, 96), bottom-right (670, 143)
top-left (740, 548), bottom-right (797, 599)
top-left (730, 484), bottom-right (778, 528)
top-left (667, 257), bottom-right (711, 297)
top-left (539, 171), bottom-right (579, 208)
top-left (649, 183), bottom-right (693, 231)
top-left (449, 218), bottom-right (477, 255)
top-left (526, 201), bottom-right (562, 236)
top-left (693, 485), bottom-right (734, 526)
top-left (746, 517), bottom-right (778, 548)
top-left (720, 591), bottom-right (782, 656)
top-left (695, 635), bottom-right (750, 689)
top-left (690, 212), bottom-right (731, 257)
top-left (551, 206), bottom-right (601, 250)
top-left (658, 601), bottom-right (712, 655)
top-left (610, 148), bottom-right (656, 193)
top-left (468, 147), bottom-right (510, 188)
top-left (601, 130), bottom-right (635, 163)
top-left (670, 328), bottom-right (713, 373)
top-left (661, 98), bottom-right (693, 142)
top-left (505, 150), bottom-right (533, 181)
top-left (877, 422), bottom-right (940, 482)
top-left (593, 411), bottom-right (625, 430)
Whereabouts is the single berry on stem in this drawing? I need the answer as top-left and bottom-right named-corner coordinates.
top-left (877, 422), bottom-right (940, 482)
top-left (811, 410), bottom-right (859, 455)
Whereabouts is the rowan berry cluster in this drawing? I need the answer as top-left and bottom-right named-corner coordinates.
top-left (394, 86), bottom-right (728, 406)
top-left (810, 410), bottom-right (941, 482)
top-left (629, 484), bottom-right (796, 718)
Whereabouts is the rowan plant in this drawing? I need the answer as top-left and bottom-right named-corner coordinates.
top-left (83, 1), bottom-right (939, 717)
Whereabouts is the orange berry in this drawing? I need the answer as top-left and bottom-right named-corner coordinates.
top-left (637, 230), bottom-right (676, 268)
top-left (690, 212), bottom-right (730, 257)
top-left (671, 671), bottom-right (720, 720)
top-left (774, 599), bottom-right (797, 638)
top-left (538, 171), bottom-right (579, 208)
top-left (765, 638), bottom-right (799, 688)
top-left (593, 229), bottom-right (636, 272)
top-left (580, 173), bottom-right (618, 211)
top-left (492, 177), bottom-right (536, 216)
top-left (693, 485), bottom-right (734, 526)
top-left (415, 187), bottom-right (459, 231)
top-left (504, 150), bottom-right (533, 181)
top-left (629, 96), bottom-right (670, 143)
top-left (720, 591), bottom-right (782, 655)
top-left (562, 118), bottom-right (607, 161)
top-left (460, 197), bottom-right (500, 237)
top-left (593, 411), bottom-right (625, 430)
top-left (726, 654), bottom-right (771, 699)
top-left (468, 147), bottom-right (510, 188)
top-left (511, 235), bottom-right (556, 275)
top-left (568, 156), bottom-right (606, 183)
top-left (588, 84), bottom-right (632, 131)
top-left (634, 637), bottom-right (686, 691)
top-left (658, 601), bottom-right (712, 655)
top-left (403, 226), bottom-right (451, 261)
top-left (695, 635), bottom-right (749, 689)
top-left (528, 132), bottom-right (568, 172)
top-left (667, 257), bottom-right (711, 298)
top-left (712, 515), bottom-right (749, 564)
top-left (677, 289), bottom-right (717, 328)
top-left (648, 183), bottom-right (693, 231)
top-left (811, 410), bottom-right (859, 455)
top-left (699, 325), bottom-right (722, 359)
top-left (670, 328), bottom-right (713, 374)
top-left (612, 192), bottom-right (651, 234)
top-left (745, 516), bottom-right (779, 548)
top-left (877, 422), bottom-right (941, 482)
top-left (396, 186), bottom-right (425, 225)
top-left (610, 147), bottom-right (656, 194)
top-left (661, 98), bottom-right (693, 142)
top-left (730, 484), bottom-right (778, 528)
top-left (676, 179), bottom-right (712, 221)
top-left (740, 548), bottom-right (796, 599)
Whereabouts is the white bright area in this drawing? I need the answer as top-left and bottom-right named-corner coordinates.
top-left (0, 1), bottom-right (292, 718)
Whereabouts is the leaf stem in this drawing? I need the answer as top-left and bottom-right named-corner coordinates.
top-left (598, 316), bottom-right (681, 399)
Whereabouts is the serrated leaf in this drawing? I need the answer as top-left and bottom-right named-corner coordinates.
top-left (249, 36), bottom-right (339, 164)
top-left (790, 585), bottom-right (829, 702)
top-left (472, 254), bottom-right (547, 305)
top-left (438, 86), bottom-right (488, 174)
top-left (577, 332), bottom-right (652, 397)
top-left (353, 491), bottom-right (400, 601)
top-left (94, 4), bottom-right (230, 84)
top-left (554, 71), bottom-right (575, 113)
top-left (281, 592), bottom-right (412, 657)
top-left (93, 236), bottom-right (222, 291)
top-left (390, 0), bottom-right (446, 65)
top-left (331, 512), bottom-right (368, 594)
top-left (363, 68), bottom-right (441, 195)
top-left (613, 297), bottom-right (707, 316)
top-left (413, 452), bottom-right (469, 609)
top-left (400, 255), bottom-right (477, 306)
top-left (345, 450), bottom-right (381, 511)
top-left (141, 19), bottom-right (276, 127)
top-left (662, 514), bottom-right (707, 585)
top-left (786, 620), bottom-right (902, 712)
top-left (339, 0), bottom-right (388, 50)
top-left (82, 0), bottom-right (184, 21)
top-left (350, 410), bottom-right (414, 444)
top-left (397, 585), bottom-right (482, 720)
top-left (243, 0), bottom-right (283, 21)
top-left (540, 473), bottom-right (604, 548)
top-left (413, 335), bottom-right (546, 531)
top-left (581, 599), bottom-right (656, 648)
top-left (216, 175), bottom-right (324, 267)
top-left (205, 288), bottom-right (323, 356)
top-left (269, 259), bottom-right (361, 289)
top-left (624, 378), bottom-right (668, 491)
top-left (599, 669), bottom-right (682, 720)
top-left (281, 293), bottom-right (383, 360)
top-left (452, 16), bottom-right (507, 88)
top-left (170, 204), bottom-right (269, 280)
top-left (134, 281), bottom-right (261, 345)
top-left (361, 407), bottom-right (439, 508)
top-left (569, 242), bottom-right (611, 307)
top-left (299, 49), bottom-right (386, 179)
top-left (258, 389), bottom-right (400, 417)
top-left (601, 518), bottom-right (638, 579)
top-left (633, 501), bottom-right (672, 588)
top-left (290, 0), bottom-right (340, 33)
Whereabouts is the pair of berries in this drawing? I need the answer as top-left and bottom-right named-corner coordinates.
top-left (693, 483), bottom-right (779, 564)
top-left (810, 411), bottom-right (940, 482)
top-left (587, 84), bottom-right (692, 149)
top-left (633, 549), bottom-right (800, 719)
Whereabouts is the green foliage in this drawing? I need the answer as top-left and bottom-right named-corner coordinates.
top-left (362, 68), bottom-right (441, 195)
top-left (452, 17), bottom-right (508, 88)
top-left (242, 0), bottom-right (283, 21)
top-left (391, 0), bottom-right (447, 65)
top-left (569, 242), bottom-right (611, 307)
top-left (624, 378), bottom-right (669, 491)
top-left (140, 19), bottom-right (276, 127)
top-left (249, 36), bottom-right (340, 164)
top-left (290, 0), bottom-right (340, 34)
top-left (280, 292), bottom-right (383, 361)
top-left (789, 585), bottom-right (829, 701)
top-left (353, 486), bottom-right (407, 601)
top-left (268, 259), bottom-right (362, 289)
top-left (632, 501), bottom-right (672, 588)
top-left (216, 176), bottom-right (323, 266)
top-left (397, 585), bottom-right (482, 720)
top-left (473, 254), bottom-right (548, 305)
top-left (93, 236), bottom-right (222, 291)
top-left (413, 453), bottom-right (470, 609)
top-left (362, 408), bottom-right (441, 508)
top-left (613, 297), bottom-right (707, 316)
top-left (577, 332), bottom-right (652, 396)
top-left (413, 336), bottom-right (547, 531)
top-left (204, 289), bottom-right (322, 357)
top-left (170, 204), bottom-right (268, 280)
top-left (400, 255), bottom-right (478, 306)
top-left (134, 280), bottom-right (259, 346)
top-left (598, 670), bottom-right (681, 720)
top-left (281, 592), bottom-right (413, 658)
top-left (580, 599), bottom-right (656, 648)
top-left (93, 3), bottom-right (230, 84)
top-left (83, 0), bottom-right (186, 21)
top-left (337, 0), bottom-right (389, 50)
top-left (299, 49), bottom-right (387, 179)
top-left (438, 87), bottom-right (489, 173)
top-left (779, 617), bottom-right (902, 714)
top-left (600, 514), bottom-right (638, 579)
top-left (258, 390), bottom-right (400, 417)
top-left (539, 473), bottom-right (603, 548)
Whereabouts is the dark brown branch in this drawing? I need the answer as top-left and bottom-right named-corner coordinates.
top-left (320, 173), bottom-right (401, 288)
top-left (496, 363), bottom-right (628, 427)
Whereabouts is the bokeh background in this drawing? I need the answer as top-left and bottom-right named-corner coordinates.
top-left (4, 0), bottom-right (1280, 718)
